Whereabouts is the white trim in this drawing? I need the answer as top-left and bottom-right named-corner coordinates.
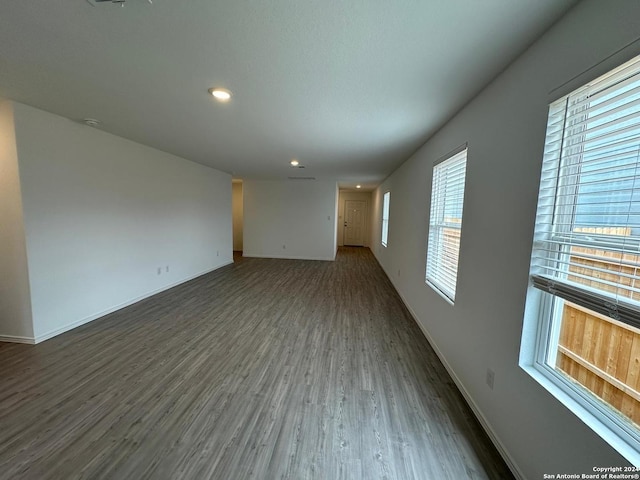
top-left (523, 51), bottom-right (640, 464)
top-left (373, 252), bottom-right (525, 480)
top-left (548, 36), bottom-right (640, 103)
top-left (32, 260), bottom-right (234, 344)
top-left (0, 335), bottom-right (35, 344)
top-left (425, 148), bottom-right (467, 302)
top-left (521, 283), bottom-right (640, 465)
top-left (521, 362), bottom-right (640, 466)
top-left (381, 191), bottom-right (390, 247)
top-left (425, 279), bottom-right (455, 306)
top-left (434, 142), bottom-right (468, 167)
top-left (242, 253), bottom-right (336, 261)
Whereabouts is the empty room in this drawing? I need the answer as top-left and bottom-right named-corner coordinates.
top-left (2, 1), bottom-right (640, 478)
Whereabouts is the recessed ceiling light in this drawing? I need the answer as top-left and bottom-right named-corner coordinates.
top-left (290, 159), bottom-right (299, 166)
top-left (208, 87), bottom-right (232, 102)
top-left (356, 185), bottom-right (362, 189)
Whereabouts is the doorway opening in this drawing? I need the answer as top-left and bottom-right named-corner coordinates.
top-left (338, 190), bottom-right (371, 247)
top-left (232, 179), bottom-right (243, 257)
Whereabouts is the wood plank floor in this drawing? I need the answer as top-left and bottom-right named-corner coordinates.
top-left (0, 247), bottom-right (513, 479)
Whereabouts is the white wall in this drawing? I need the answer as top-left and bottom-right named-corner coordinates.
top-left (12, 102), bottom-right (233, 343)
top-left (243, 179), bottom-right (338, 261)
top-left (371, 1), bottom-right (640, 477)
top-left (232, 181), bottom-right (243, 251)
top-left (337, 191), bottom-right (372, 247)
top-left (0, 100), bottom-right (33, 342)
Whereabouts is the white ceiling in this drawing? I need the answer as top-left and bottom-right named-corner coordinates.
top-left (0, 0), bottom-right (576, 189)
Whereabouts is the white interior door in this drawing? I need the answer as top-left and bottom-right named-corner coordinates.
top-left (344, 200), bottom-right (366, 246)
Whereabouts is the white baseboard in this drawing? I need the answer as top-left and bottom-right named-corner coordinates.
top-left (242, 253), bottom-right (335, 261)
top-left (0, 335), bottom-right (35, 344)
top-left (374, 254), bottom-right (525, 480)
top-left (32, 260), bottom-right (234, 344)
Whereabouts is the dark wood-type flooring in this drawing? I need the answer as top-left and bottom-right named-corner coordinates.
top-left (0, 247), bottom-right (513, 479)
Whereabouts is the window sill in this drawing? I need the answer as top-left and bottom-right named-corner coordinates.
top-left (425, 280), bottom-right (455, 306)
top-left (520, 360), bottom-right (640, 466)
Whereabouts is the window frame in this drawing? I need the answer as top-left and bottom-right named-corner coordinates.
top-left (520, 53), bottom-right (640, 464)
top-left (425, 145), bottom-right (468, 303)
top-left (381, 191), bottom-right (390, 247)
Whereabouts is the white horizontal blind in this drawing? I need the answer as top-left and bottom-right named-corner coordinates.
top-left (426, 148), bottom-right (467, 302)
top-left (382, 191), bottom-right (390, 247)
top-left (531, 54), bottom-right (640, 328)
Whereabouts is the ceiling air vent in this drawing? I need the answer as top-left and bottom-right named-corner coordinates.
top-left (87, 0), bottom-right (152, 6)
top-left (287, 177), bottom-right (316, 181)
top-left (83, 118), bottom-right (101, 127)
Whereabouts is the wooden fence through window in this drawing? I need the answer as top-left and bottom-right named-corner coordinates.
top-left (557, 227), bottom-right (640, 427)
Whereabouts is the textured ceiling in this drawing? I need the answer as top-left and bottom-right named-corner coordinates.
top-left (0, 0), bottom-right (576, 189)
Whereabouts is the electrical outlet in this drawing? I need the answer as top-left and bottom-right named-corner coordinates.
top-left (216, 250), bottom-right (219, 256)
top-left (486, 368), bottom-right (495, 390)
top-left (166, 266), bottom-right (169, 273)
top-left (157, 267), bottom-right (162, 275)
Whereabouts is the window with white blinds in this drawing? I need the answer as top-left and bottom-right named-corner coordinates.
top-left (523, 54), bottom-right (640, 459)
top-left (531, 54), bottom-right (640, 329)
top-left (426, 147), bottom-right (467, 302)
top-left (381, 191), bottom-right (390, 247)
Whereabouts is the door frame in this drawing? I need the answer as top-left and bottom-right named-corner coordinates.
top-left (338, 191), bottom-right (370, 247)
